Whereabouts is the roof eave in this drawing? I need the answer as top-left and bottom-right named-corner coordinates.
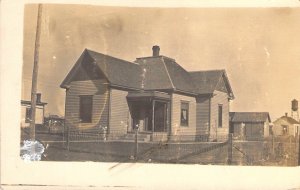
top-left (222, 71), bottom-right (235, 100)
top-left (109, 83), bottom-right (141, 91)
top-left (60, 49), bottom-right (88, 88)
top-left (197, 93), bottom-right (214, 98)
top-left (60, 84), bottom-right (70, 89)
top-left (173, 89), bottom-right (198, 96)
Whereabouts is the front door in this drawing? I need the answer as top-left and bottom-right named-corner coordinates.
top-left (154, 101), bottom-right (167, 132)
top-left (130, 102), bottom-right (152, 132)
top-left (129, 100), bottom-right (168, 133)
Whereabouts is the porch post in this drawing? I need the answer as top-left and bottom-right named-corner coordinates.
top-left (167, 102), bottom-right (170, 135)
top-left (164, 103), bottom-right (167, 132)
top-left (152, 100), bottom-right (155, 133)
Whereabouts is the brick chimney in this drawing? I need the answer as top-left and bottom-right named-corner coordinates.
top-left (36, 93), bottom-right (41, 103)
top-left (152, 45), bottom-right (160, 57)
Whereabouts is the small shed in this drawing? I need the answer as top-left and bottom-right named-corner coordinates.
top-left (273, 114), bottom-right (300, 137)
top-left (230, 112), bottom-right (271, 140)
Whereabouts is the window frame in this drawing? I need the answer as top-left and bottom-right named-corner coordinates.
top-left (25, 107), bottom-right (31, 123)
top-left (79, 95), bottom-right (93, 123)
top-left (180, 101), bottom-right (189, 127)
top-left (218, 104), bottom-right (223, 128)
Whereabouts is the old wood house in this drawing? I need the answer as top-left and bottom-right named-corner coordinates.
top-left (60, 46), bottom-right (234, 142)
top-left (229, 112), bottom-right (271, 140)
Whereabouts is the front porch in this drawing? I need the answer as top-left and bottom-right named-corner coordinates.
top-left (126, 91), bottom-right (171, 141)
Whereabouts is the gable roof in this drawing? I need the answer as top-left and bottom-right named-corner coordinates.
top-left (61, 48), bottom-right (234, 98)
top-left (230, 112), bottom-right (271, 123)
top-left (61, 49), bottom-right (142, 89)
top-left (273, 116), bottom-right (300, 125)
top-left (189, 70), bottom-right (234, 99)
top-left (87, 50), bottom-right (142, 89)
top-left (135, 57), bottom-right (174, 90)
top-left (163, 57), bottom-right (198, 94)
top-left (135, 56), bottom-right (198, 94)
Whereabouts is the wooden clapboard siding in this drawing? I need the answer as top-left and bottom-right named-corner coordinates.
top-left (209, 90), bottom-right (229, 140)
top-left (244, 123), bottom-right (264, 139)
top-left (109, 89), bottom-right (130, 136)
top-left (65, 79), bottom-right (109, 131)
top-left (171, 93), bottom-right (196, 141)
top-left (273, 119), bottom-right (299, 136)
top-left (196, 97), bottom-right (210, 136)
top-left (233, 121), bottom-right (270, 139)
top-left (233, 123), bottom-right (243, 137)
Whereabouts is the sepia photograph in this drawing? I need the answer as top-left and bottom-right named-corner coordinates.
top-left (20, 4), bottom-right (300, 166)
top-left (2, 1), bottom-right (300, 189)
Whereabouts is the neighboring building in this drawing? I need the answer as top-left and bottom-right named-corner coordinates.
top-left (20, 93), bottom-right (47, 128)
top-left (44, 115), bottom-right (65, 134)
top-left (273, 113), bottom-right (300, 137)
top-left (60, 46), bottom-right (234, 142)
top-left (229, 112), bottom-right (271, 140)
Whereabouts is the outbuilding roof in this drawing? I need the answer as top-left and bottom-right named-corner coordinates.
top-left (230, 112), bottom-right (271, 123)
top-left (273, 115), bottom-right (300, 125)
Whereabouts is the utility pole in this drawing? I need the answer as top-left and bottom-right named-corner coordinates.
top-left (298, 134), bottom-right (300, 166)
top-left (29, 4), bottom-right (43, 140)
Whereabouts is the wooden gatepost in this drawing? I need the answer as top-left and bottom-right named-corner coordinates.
top-left (227, 133), bottom-right (233, 165)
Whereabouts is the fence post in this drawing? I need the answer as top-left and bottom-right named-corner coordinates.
top-left (227, 133), bottom-right (233, 165)
top-left (62, 122), bottom-right (65, 147)
top-left (272, 135), bottom-right (275, 157)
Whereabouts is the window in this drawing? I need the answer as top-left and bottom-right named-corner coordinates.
top-left (79, 95), bottom-right (93, 123)
top-left (218, 105), bottom-right (223, 128)
top-left (25, 107), bottom-right (31, 123)
top-left (180, 102), bottom-right (189, 126)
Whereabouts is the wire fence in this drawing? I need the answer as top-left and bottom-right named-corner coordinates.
top-left (231, 135), bottom-right (299, 166)
top-left (20, 127), bottom-right (300, 166)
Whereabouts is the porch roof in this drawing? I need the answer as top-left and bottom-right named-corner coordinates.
top-left (127, 91), bottom-right (171, 101)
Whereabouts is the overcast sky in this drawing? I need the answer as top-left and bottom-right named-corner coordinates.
top-left (22, 4), bottom-right (300, 120)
